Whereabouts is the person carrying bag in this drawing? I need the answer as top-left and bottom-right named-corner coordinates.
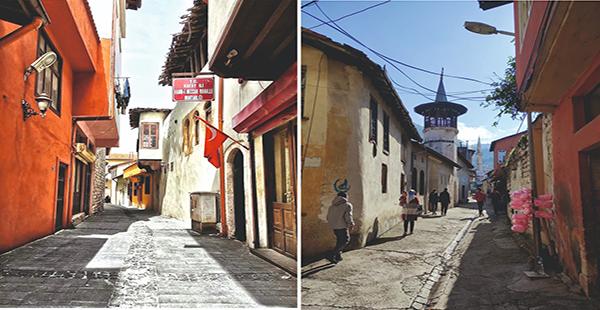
top-left (401, 189), bottom-right (420, 236)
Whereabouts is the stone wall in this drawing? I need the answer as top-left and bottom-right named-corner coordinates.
top-left (92, 148), bottom-right (107, 214)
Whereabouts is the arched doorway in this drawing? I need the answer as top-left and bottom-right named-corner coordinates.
top-left (429, 164), bottom-right (439, 193)
top-left (233, 151), bottom-right (246, 241)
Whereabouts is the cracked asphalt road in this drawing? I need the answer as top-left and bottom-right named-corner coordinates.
top-left (301, 202), bottom-right (479, 309)
top-left (301, 201), bottom-right (598, 310)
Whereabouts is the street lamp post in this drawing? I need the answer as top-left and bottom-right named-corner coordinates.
top-left (464, 21), bottom-right (549, 279)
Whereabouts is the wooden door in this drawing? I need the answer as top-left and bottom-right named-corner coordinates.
top-left (55, 163), bottom-right (67, 231)
top-left (267, 123), bottom-right (297, 258)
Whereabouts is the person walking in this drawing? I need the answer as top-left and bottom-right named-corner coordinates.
top-left (439, 188), bottom-right (450, 216)
top-left (326, 191), bottom-right (355, 264)
top-left (401, 189), bottom-right (420, 236)
top-left (429, 189), bottom-right (439, 215)
top-left (490, 189), bottom-right (502, 215)
top-left (474, 188), bottom-right (487, 217)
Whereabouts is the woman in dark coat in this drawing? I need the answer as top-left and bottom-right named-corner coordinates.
top-left (429, 189), bottom-right (439, 215)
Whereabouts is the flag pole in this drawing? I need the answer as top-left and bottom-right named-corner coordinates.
top-left (196, 116), bottom-right (249, 151)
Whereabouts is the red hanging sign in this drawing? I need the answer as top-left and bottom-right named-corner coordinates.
top-left (172, 77), bottom-right (214, 102)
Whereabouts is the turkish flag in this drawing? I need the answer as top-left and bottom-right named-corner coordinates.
top-left (203, 121), bottom-right (228, 168)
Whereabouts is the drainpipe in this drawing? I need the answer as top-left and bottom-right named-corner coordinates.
top-left (0, 17), bottom-right (43, 49)
top-left (218, 77), bottom-right (228, 235)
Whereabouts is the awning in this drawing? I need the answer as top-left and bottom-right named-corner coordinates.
top-left (232, 62), bottom-right (296, 133)
top-left (76, 117), bottom-right (120, 148)
top-left (123, 164), bottom-right (146, 179)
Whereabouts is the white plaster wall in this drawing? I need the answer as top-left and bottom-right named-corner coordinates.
top-left (252, 134), bottom-right (269, 248)
top-left (160, 99), bottom-right (220, 220)
top-left (138, 112), bottom-right (169, 160)
top-left (207, 1), bottom-right (237, 63)
top-left (423, 127), bottom-right (458, 162)
top-left (320, 60), bottom-right (411, 246)
top-left (219, 78), bottom-right (271, 247)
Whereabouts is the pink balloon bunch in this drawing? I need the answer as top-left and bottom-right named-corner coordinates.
top-left (534, 194), bottom-right (554, 219)
top-left (510, 188), bottom-right (534, 233)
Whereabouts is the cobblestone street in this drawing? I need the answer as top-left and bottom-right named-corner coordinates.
top-left (0, 204), bottom-right (297, 308)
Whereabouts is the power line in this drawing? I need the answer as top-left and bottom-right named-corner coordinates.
top-left (303, 4), bottom-right (494, 93)
top-left (309, 1), bottom-right (391, 30)
top-left (301, 0), bottom-right (318, 9)
top-left (305, 8), bottom-right (493, 104)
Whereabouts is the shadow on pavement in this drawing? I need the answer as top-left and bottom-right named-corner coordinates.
top-left (438, 204), bottom-right (598, 309)
top-left (182, 230), bottom-right (297, 308)
top-left (301, 262), bottom-right (336, 278)
top-left (0, 204), bottom-right (151, 308)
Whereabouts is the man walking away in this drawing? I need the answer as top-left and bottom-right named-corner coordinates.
top-left (439, 188), bottom-right (450, 216)
top-left (429, 189), bottom-right (439, 215)
top-left (474, 188), bottom-right (487, 217)
top-left (490, 189), bottom-right (502, 215)
top-left (326, 191), bottom-right (354, 264)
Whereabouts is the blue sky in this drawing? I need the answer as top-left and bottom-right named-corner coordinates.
top-left (91, 1), bottom-right (523, 154)
top-left (90, 0), bottom-right (194, 154)
top-left (302, 0), bottom-right (525, 146)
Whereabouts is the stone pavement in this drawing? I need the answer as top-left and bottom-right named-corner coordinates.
top-left (301, 201), bottom-right (599, 310)
top-left (0, 204), bottom-right (297, 308)
top-left (430, 202), bottom-right (599, 310)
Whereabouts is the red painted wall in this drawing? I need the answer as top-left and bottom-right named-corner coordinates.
top-left (514, 0), bottom-right (600, 295)
top-left (490, 132), bottom-right (526, 176)
top-left (514, 1), bottom-right (550, 90)
top-left (550, 51), bottom-right (600, 292)
top-left (0, 1), bottom-right (111, 252)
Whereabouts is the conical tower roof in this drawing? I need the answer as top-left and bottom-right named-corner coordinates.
top-left (435, 71), bottom-right (448, 102)
top-left (414, 70), bottom-right (467, 117)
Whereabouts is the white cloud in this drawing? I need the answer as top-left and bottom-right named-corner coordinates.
top-left (457, 121), bottom-right (528, 146)
top-left (457, 122), bottom-right (496, 145)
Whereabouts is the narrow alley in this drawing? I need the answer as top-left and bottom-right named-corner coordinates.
top-left (0, 205), bottom-right (297, 308)
top-left (301, 202), bottom-right (597, 310)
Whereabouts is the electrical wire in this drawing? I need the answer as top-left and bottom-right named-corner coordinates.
top-left (303, 4), bottom-right (495, 102)
top-left (304, 8), bottom-right (492, 103)
top-left (309, 1), bottom-right (391, 30)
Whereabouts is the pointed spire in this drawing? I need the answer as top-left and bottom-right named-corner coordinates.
top-left (477, 136), bottom-right (481, 152)
top-left (435, 68), bottom-right (448, 102)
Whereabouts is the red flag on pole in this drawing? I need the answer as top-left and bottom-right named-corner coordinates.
top-left (203, 121), bottom-right (227, 168)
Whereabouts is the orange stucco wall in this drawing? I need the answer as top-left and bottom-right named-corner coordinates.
top-left (514, 0), bottom-right (600, 295)
top-left (549, 51), bottom-right (600, 294)
top-left (514, 1), bottom-right (549, 89)
top-left (0, 1), bottom-right (111, 252)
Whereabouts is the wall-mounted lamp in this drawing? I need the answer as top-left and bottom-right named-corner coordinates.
top-left (24, 51), bottom-right (57, 81)
top-left (22, 93), bottom-right (52, 121)
top-left (22, 52), bottom-right (57, 121)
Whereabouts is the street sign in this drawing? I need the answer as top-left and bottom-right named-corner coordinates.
top-left (172, 77), bottom-right (214, 102)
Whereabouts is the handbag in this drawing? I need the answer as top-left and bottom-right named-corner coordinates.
top-left (416, 205), bottom-right (423, 215)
